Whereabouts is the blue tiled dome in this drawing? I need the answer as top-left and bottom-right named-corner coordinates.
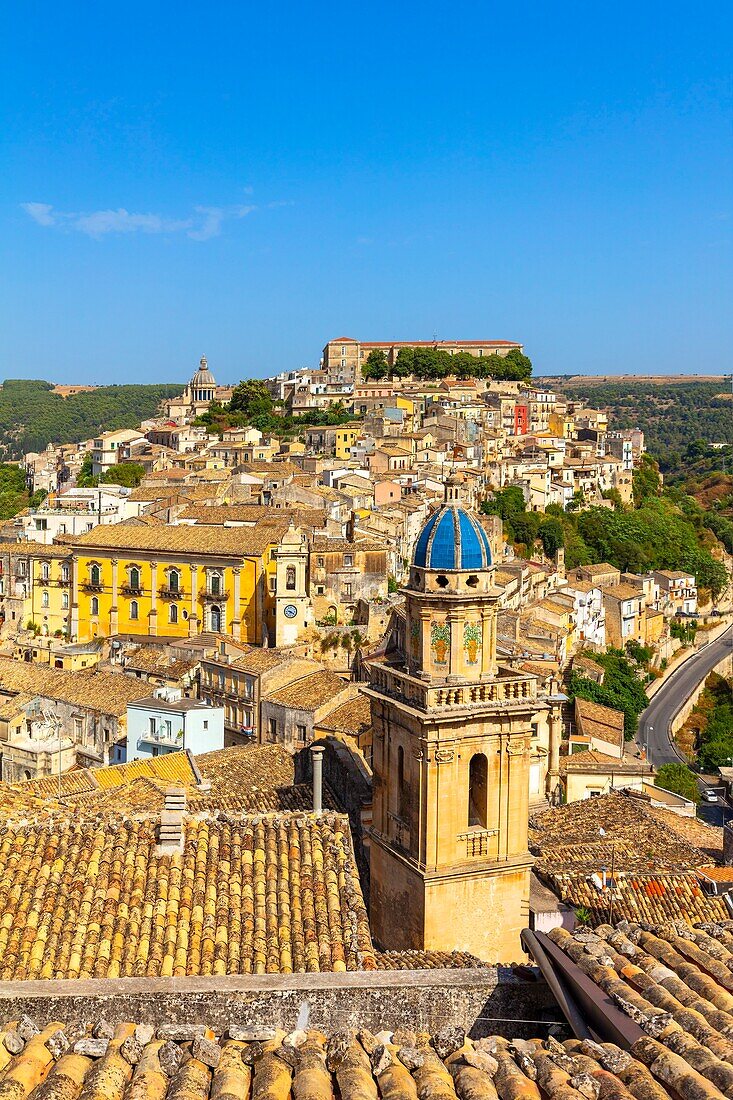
top-left (413, 505), bottom-right (492, 570)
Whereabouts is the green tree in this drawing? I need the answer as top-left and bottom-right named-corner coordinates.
top-left (77, 453), bottom-right (96, 487)
top-left (228, 380), bottom-right (274, 421)
top-left (481, 486), bottom-right (525, 521)
top-left (362, 349), bottom-right (389, 379)
top-left (633, 455), bottom-right (662, 506)
top-left (539, 517), bottom-right (565, 558)
top-left (569, 649), bottom-right (648, 739)
top-left (100, 462), bottom-right (146, 488)
top-left (656, 764), bottom-right (700, 804)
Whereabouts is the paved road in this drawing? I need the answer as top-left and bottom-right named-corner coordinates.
top-left (639, 624), bottom-right (733, 768)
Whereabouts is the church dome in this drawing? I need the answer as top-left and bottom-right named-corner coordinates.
top-left (413, 504), bottom-right (492, 571)
top-left (191, 355), bottom-right (216, 388)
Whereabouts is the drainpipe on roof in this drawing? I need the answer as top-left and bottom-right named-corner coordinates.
top-left (520, 929), bottom-right (591, 1041)
top-left (311, 744), bottom-right (324, 816)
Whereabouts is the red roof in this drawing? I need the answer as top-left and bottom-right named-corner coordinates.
top-left (361, 340), bottom-right (521, 348)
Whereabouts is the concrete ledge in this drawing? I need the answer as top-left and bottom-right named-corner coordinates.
top-left (0, 968), bottom-right (558, 1037)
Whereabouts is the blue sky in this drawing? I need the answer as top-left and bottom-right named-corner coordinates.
top-left (3, 2), bottom-right (732, 383)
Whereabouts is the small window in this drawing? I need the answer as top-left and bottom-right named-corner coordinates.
top-left (41, 591), bottom-right (49, 608)
top-left (129, 566), bottom-right (141, 590)
top-left (90, 596), bottom-right (99, 616)
top-left (168, 569), bottom-right (180, 592)
top-left (203, 720), bottom-right (208, 730)
top-left (210, 572), bottom-right (221, 596)
top-left (61, 563), bottom-right (70, 582)
top-left (269, 718), bottom-right (278, 741)
top-left (316, 585), bottom-right (325, 595)
top-left (129, 600), bottom-right (139, 620)
top-left (436, 575), bottom-right (449, 588)
top-left (286, 565), bottom-right (296, 591)
top-left (169, 603), bottom-right (178, 624)
top-left (62, 591), bottom-right (69, 609)
top-left (90, 564), bottom-right (101, 586)
top-left (344, 582), bottom-right (352, 598)
top-left (149, 717), bottom-right (156, 734)
top-left (41, 562), bottom-right (50, 581)
top-left (317, 556), bottom-right (324, 567)
top-left (344, 554), bottom-right (353, 567)
top-left (296, 723), bottom-right (307, 741)
top-left (466, 575), bottom-right (479, 588)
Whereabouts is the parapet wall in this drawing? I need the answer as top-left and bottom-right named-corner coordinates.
top-left (671, 651), bottom-right (733, 737)
top-left (0, 968), bottom-right (558, 1039)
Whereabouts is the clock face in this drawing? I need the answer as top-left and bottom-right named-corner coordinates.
top-left (283, 604), bottom-right (298, 619)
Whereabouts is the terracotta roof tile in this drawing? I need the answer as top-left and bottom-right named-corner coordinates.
top-left (0, 810), bottom-right (374, 978)
top-left (65, 521), bottom-right (283, 557)
top-left (0, 1023), bottom-right (670, 1100)
top-left (265, 670), bottom-right (350, 711)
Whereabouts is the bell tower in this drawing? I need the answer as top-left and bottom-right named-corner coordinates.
top-left (366, 477), bottom-right (537, 963)
top-left (274, 525), bottom-right (312, 647)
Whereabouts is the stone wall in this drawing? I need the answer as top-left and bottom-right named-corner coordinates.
top-left (0, 968), bottom-right (559, 1039)
top-left (670, 652), bottom-right (733, 737)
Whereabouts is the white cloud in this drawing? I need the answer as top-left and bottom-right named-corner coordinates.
top-left (21, 199), bottom-right (265, 241)
top-left (73, 209), bottom-right (193, 239)
top-left (21, 202), bottom-right (56, 226)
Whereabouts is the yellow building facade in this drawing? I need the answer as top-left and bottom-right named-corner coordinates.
top-left (69, 524), bottom-right (281, 644)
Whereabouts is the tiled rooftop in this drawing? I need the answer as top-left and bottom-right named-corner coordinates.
top-left (65, 521), bottom-right (285, 557)
top-left (0, 810), bottom-right (373, 979)
top-left (0, 657), bottom-right (152, 717)
top-left (530, 792), bottom-right (726, 926)
top-left (548, 918), bottom-right (733, 1096)
top-left (266, 670), bottom-right (350, 711)
top-left (0, 1021), bottom-right (682, 1100)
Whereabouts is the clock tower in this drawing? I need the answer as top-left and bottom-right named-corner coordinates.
top-left (274, 525), bottom-right (312, 646)
top-left (365, 476), bottom-right (537, 963)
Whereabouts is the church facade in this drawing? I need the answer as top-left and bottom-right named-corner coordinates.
top-left (365, 476), bottom-right (548, 962)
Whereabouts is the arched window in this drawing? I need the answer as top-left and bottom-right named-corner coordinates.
top-left (129, 600), bottom-right (139, 621)
top-left (210, 571), bottom-right (221, 596)
top-left (61, 563), bottom-right (70, 582)
top-left (397, 745), bottom-right (406, 819)
top-left (210, 605), bottom-right (222, 633)
top-left (62, 591), bottom-right (69, 610)
top-left (129, 566), bottom-right (141, 591)
top-left (41, 561), bottom-right (50, 581)
top-left (41, 591), bottom-right (49, 608)
top-left (168, 569), bottom-right (180, 593)
top-left (169, 603), bottom-right (178, 624)
top-left (286, 565), bottom-right (296, 591)
top-left (90, 563), bottom-right (101, 586)
top-left (90, 596), bottom-right (99, 616)
top-left (468, 753), bottom-right (488, 828)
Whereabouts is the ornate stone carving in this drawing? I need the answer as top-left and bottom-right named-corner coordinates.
top-left (506, 739), bottom-right (528, 756)
top-left (434, 747), bottom-right (455, 764)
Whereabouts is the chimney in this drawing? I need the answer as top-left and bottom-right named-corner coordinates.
top-left (724, 821), bottom-right (733, 867)
top-left (156, 786), bottom-right (186, 854)
top-left (311, 745), bottom-right (325, 816)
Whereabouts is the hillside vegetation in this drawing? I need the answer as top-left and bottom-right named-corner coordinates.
top-left (0, 379), bottom-right (183, 458)
top-left (552, 380), bottom-right (733, 465)
top-left (483, 456), bottom-right (729, 598)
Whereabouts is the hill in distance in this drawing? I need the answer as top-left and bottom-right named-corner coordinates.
top-left (0, 379), bottom-right (183, 459)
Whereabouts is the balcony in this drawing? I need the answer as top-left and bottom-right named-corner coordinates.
top-left (56, 578), bottom-right (71, 588)
top-left (121, 584), bottom-right (144, 596)
top-left (81, 581), bottom-right (103, 594)
top-left (200, 588), bottom-right (229, 602)
top-left (140, 727), bottom-right (183, 749)
top-left (159, 586), bottom-right (184, 600)
top-left (367, 663), bottom-right (536, 714)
